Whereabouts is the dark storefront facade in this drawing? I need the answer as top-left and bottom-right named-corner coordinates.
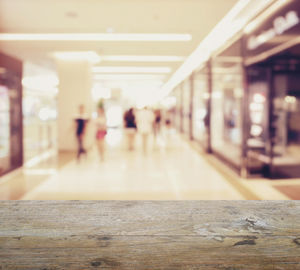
top-left (0, 53), bottom-right (23, 177)
top-left (244, 0), bottom-right (300, 178)
top-left (173, 0), bottom-right (300, 179)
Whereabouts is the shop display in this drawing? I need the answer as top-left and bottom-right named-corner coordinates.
top-left (0, 52), bottom-right (23, 177)
top-left (0, 85), bottom-right (10, 159)
top-left (192, 67), bottom-right (210, 150)
top-left (182, 79), bottom-right (191, 136)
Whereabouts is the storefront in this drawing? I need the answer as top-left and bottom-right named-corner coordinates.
top-left (170, 1), bottom-right (300, 179)
top-left (174, 85), bottom-right (182, 131)
top-left (22, 62), bottom-right (58, 163)
top-left (182, 78), bottom-right (191, 137)
top-left (191, 63), bottom-right (210, 151)
top-left (210, 36), bottom-right (244, 171)
top-left (244, 0), bottom-right (300, 178)
top-left (0, 53), bottom-right (23, 176)
top-left (23, 91), bottom-right (57, 162)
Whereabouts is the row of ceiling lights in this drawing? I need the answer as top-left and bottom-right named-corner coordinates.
top-left (52, 51), bottom-right (185, 75)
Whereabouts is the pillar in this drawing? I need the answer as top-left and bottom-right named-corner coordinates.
top-left (56, 60), bottom-right (94, 151)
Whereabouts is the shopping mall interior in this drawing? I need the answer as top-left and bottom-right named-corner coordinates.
top-left (1, 0), bottom-right (300, 200)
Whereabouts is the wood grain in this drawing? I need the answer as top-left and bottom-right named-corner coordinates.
top-left (0, 201), bottom-right (299, 269)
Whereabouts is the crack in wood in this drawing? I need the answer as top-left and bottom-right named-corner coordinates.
top-left (293, 238), bottom-right (300, 246)
top-left (233, 239), bottom-right (256, 246)
top-left (91, 258), bottom-right (121, 267)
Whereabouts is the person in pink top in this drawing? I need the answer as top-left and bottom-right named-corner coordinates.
top-left (95, 106), bottom-right (107, 162)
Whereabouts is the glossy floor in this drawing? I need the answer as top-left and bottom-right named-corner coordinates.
top-left (0, 129), bottom-right (297, 200)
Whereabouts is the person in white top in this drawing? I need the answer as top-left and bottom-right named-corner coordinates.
top-left (136, 107), bottom-right (155, 154)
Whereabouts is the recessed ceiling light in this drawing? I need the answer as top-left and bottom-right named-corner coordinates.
top-left (0, 33), bottom-right (192, 42)
top-left (92, 66), bottom-right (171, 74)
top-left (94, 74), bottom-right (166, 80)
top-left (102, 55), bottom-right (185, 62)
top-left (53, 51), bottom-right (101, 63)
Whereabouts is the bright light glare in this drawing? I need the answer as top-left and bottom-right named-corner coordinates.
top-left (92, 83), bottom-right (111, 100)
top-left (93, 66), bottom-right (171, 74)
top-left (106, 106), bottom-right (123, 127)
top-left (25, 150), bottom-right (56, 168)
top-left (53, 51), bottom-right (101, 63)
top-left (212, 92), bottom-right (223, 99)
top-left (160, 96), bottom-right (176, 108)
top-left (253, 93), bottom-right (266, 103)
top-left (105, 129), bottom-right (122, 147)
top-left (24, 169), bottom-right (57, 175)
top-left (38, 107), bottom-right (57, 121)
top-left (22, 75), bottom-right (59, 93)
top-left (102, 55), bottom-right (185, 62)
top-left (285, 95), bottom-right (297, 104)
top-left (250, 125), bottom-right (263, 136)
top-left (0, 33), bottom-right (192, 42)
top-left (122, 86), bottom-right (161, 108)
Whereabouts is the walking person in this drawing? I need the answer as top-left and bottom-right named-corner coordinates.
top-left (153, 109), bottom-right (162, 143)
top-left (95, 106), bottom-right (107, 162)
top-left (74, 104), bottom-right (89, 161)
top-left (136, 107), bottom-right (155, 154)
top-left (123, 108), bottom-right (137, 151)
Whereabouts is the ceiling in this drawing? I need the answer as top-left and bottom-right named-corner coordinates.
top-left (0, 0), bottom-right (240, 89)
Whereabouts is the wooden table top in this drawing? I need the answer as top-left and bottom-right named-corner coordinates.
top-left (0, 201), bottom-right (299, 269)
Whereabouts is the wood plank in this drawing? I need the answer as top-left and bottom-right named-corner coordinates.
top-left (0, 201), bottom-right (300, 269)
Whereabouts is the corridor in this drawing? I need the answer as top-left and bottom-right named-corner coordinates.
top-left (1, 129), bottom-right (293, 200)
top-left (1, 130), bottom-right (246, 200)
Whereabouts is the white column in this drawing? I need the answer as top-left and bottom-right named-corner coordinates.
top-left (56, 60), bottom-right (94, 151)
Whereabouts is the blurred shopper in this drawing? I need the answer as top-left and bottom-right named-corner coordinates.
top-left (95, 105), bottom-right (107, 162)
top-left (136, 107), bottom-right (155, 154)
top-left (153, 109), bottom-right (162, 139)
top-left (165, 112), bottom-right (172, 130)
top-left (74, 104), bottom-right (89, 161)
top-left (124, 108), bottom-right (137, 151)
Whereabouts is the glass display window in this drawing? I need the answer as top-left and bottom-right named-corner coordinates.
top-left (0, 85), bottom-right (10, 161)
top-left (210, 37), bottom-right (244, 169)
top-left (0, 54), bottom-right (23, 176)
top-left (182, 78), bottom-right (191, 136)
top-left (192, 65), bottom-right (210, 150)
top-left (23, 91), bottom-right (57, 162)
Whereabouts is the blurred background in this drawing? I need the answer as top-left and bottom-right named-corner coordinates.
top-left (1, 0), bottom-right (300, 200)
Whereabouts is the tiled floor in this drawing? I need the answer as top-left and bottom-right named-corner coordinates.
top-left (1, 129), bottom-right (299, 200)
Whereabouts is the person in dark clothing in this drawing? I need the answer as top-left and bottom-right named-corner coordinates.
top-left (153, 109), bottom-right (162, 138)
top-left (123, 108), bottom-right (137, 150)
top-left (74, 104), bottom-right (89, 161)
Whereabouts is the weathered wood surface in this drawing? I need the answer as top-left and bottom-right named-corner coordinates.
top-left (0, 201), bottom-right (299, 270)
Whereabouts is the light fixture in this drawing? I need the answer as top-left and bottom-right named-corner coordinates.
top-left (94, 74), bottom-right (166, 80)
top-left (53, 51), bottom-right (101, 63)
top-left (92, 66), bottom-right (171, 74)
top-left (102, 55), bottom-right (185, 62)
top-left (0, 33), bottom-right (192, 42)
